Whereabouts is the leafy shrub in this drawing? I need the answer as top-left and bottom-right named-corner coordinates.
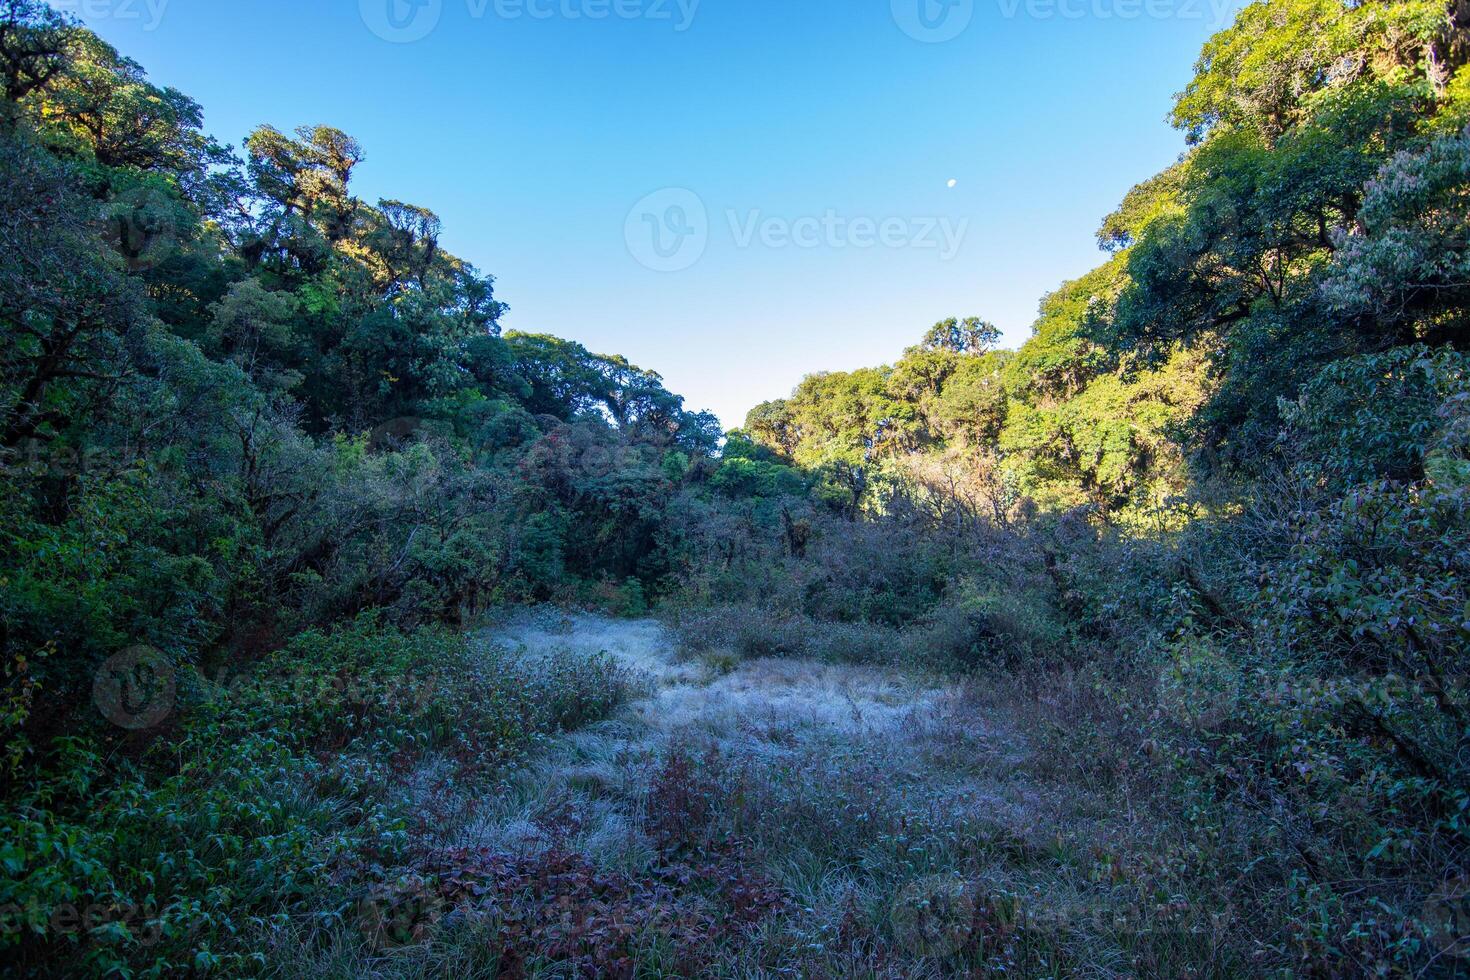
top-left (0, 618), bottom-right (636, 976)
top-left (916, 582), bottom-right (1072, 671)
top-left (1280, 346), bottom-right (1470, 488)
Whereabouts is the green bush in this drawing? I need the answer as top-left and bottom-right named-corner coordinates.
top-left (0, 617), bottom-right (636, 976)
top-left (1280, 346), bottom-right (1470, 488)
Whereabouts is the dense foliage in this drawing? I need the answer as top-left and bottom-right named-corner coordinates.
top-left (0, 0), bottom-right (720, 971)
top-left (729, 0), bottom-right (1470, 971)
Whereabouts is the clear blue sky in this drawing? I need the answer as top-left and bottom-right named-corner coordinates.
top-left (65, 0), bottom-right (1239, 429)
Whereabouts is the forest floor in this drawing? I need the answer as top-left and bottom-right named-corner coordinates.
top-left (456, 610), bottom-right (1035, 869)
top-left (290, 612), bottom-right (1210, 978)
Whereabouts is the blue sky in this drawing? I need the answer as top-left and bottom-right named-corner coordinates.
top-left (63, 0), bottom-right (1240, 429)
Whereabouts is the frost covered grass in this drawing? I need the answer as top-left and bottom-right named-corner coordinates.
top-left (264, 611), bottom-right (1257, 978)
top-left (249, 591), bottom-right (1469, 978)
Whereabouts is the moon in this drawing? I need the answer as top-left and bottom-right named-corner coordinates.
top-left (947, 179), bottom-right (958, 188)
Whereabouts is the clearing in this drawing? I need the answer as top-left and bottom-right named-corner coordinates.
top-left (298, 611), bottom-right (1203, 977)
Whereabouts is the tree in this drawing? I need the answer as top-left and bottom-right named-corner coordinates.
top-left (0, 0), bottom-right (69, 125)
top-left (1092, 6), bottom-right (1462, 464)
top-left (370, 199), bottom-right (442, 291)
top-left (913, 316), bottom-right (1000, 355)
top-left (0, 131), bottom-right (145, 449)
top-left (246, 124), bottom-right (364, 248)
top-left (1322, 127), bottom-right (1470, 347)
top-left (1171, 0), bottom-right (1457, 144)
top-left (32, 30), bottom-right (223, 177)
top-left (933, 353), bottom-right (1010, 446)
top-left (206, 278), bottom-right (303, 392)
top-left (745, 400), bottom-right (796, 457)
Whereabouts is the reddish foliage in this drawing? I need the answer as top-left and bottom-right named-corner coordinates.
top-left (644, 747), bottom-right (724, 852)
top-left (363, 748), bottom-right (790, 976)
top-left (385, 837), bottom-right (786, 979)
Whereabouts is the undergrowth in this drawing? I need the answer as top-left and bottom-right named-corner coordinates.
top-left (0, 616), bottom-right (636, 977)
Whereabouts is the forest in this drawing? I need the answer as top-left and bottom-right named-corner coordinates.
top-left (1, 0), bottom-right (1468, 975)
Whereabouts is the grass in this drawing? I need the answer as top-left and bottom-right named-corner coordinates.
top-left (1, 615), bottom-right (643, 978)
top-left (22, 607), bottom-right (1453, 976)
top-left (260, 610), bottom-right (1263, 978)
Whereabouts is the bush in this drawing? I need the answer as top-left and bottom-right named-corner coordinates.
top-left (0, 617), bottom-right (636, 977)
top-left (1280, 346), bottom-right (1470, 488)
top-left (916, 582), bottom-right (1072, 671)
